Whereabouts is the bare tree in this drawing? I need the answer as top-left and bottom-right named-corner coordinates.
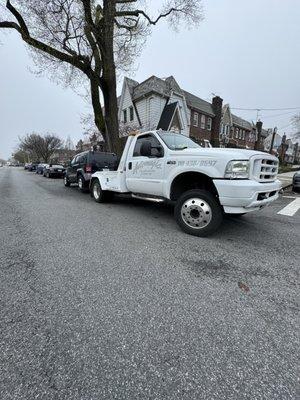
top-left (76, 139), bottom-right (84, 152)
top-left (19, 133), bottom-right (63, 162)
top-left (0, 0), bottom-right (203, 154)
top-left (12, 149), bottom-right (29, 163)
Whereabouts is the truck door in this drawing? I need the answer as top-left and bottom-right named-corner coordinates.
top-left (126, 134), bottom-right (165, 196)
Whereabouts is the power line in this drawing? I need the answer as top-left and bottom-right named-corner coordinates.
top-left (231, 107), bottom-right (300, 111)
top-left (260, 111), bottom-right (297, 119)
top-left (278, 122), bottom-right (294, 130)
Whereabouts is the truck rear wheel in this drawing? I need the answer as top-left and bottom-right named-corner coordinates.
top-left (174, 189), bottom-right (223, 237)
top-left (91, 180), bottom-right (113, 203)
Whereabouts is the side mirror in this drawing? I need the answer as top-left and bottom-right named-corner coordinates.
top-left (140, 141), bottom-right (152, 157)
top-left (156, 146), bottom-right (164, 158)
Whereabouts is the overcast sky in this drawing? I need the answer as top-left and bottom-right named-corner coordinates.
top-left (1, 0), bottom-right (299, 159)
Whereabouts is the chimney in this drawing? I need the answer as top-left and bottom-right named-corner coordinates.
top-left (254, 120), bottom-right (263, 150)
top-left (211, 96), bottom-right (223, 147)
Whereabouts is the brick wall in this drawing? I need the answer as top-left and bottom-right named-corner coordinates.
top-left (189, 109), bottom-right (213, 141)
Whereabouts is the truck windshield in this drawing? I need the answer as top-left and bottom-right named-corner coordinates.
top-left (157, 131), bottom-right (200, 150)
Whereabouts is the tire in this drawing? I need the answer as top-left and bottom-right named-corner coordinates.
top-left (91, 180), bottom-right (113, 203)
top-left (78, 175), bottom-right (88, 192)
top-left (174, 189), bottom-right (223, 237)
top-left (64, 175), bottom-right (70, 187)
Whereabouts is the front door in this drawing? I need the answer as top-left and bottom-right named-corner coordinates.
top-left (126, 134), bottom-right (165, 196)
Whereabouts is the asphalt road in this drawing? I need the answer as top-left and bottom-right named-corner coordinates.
top-left (0, 167), bottom-right (299, 400)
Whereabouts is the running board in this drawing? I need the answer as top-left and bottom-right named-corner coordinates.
top-left (132, 194), bottom-right (165, 203)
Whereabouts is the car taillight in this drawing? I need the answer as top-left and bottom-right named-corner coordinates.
top-left (85, 164), bottom-right (92, 173)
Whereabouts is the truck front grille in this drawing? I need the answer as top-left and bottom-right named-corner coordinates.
top-left (252, 157), bottom-right (278, 183)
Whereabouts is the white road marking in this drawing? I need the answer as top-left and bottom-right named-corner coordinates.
top-left (282, 196), bottom-right (297, 199)
top-left (278, 197), bottom-right (300, 216)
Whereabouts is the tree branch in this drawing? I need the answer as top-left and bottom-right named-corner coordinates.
top-left (6, 0), bottom-right (29, 35)
top-left (0, 20), bottom-right (21, 31)
top-left (115, 8), bottom-right (180, 25)
top-left (1, 1), bottom-right (96, 78)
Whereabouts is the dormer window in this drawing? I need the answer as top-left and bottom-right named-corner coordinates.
top-left (123, 109), bottom-right (127, 123)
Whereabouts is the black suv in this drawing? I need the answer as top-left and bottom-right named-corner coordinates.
top-left (64, 150), bottom-right (119, 191)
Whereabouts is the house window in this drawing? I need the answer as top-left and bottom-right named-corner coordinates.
top-left (235, 128), bottom-right (239, 139)
top-left (129, 106), bottom-right (134, 122)
top-left (123, 109), bottom-right (127, 123)
top-left (242, 130), bottom-right (245, 140)
top-left (239, 129), bottom-right (242, 139)
top-left (201, 115), bottom-right (205, 129)
top-left (207, 117), bottom-right (212, 131)
top-left (193, 112), bottom-right (198, 127)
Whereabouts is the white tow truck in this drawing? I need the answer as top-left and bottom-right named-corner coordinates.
top-left (90, 130), bottom-right (281, 236)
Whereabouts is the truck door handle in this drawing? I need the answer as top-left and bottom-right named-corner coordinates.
top-left (128, 162), bottom-right (132, 170)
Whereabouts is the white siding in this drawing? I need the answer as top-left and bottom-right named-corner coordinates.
top-left (168, 93), bottom-right (189, 136)
top-left (135, 95), bottom-right (166, 131)
top-left (120, 85), bottom-right (136, 123)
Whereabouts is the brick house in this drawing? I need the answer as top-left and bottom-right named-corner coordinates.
top-left (118, 75), bottom-right (222, 146)
top-left (220, 104), bottom-right (257, 149)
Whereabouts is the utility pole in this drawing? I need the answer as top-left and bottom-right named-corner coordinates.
top-left (269, 127), bottom-right (277, 154)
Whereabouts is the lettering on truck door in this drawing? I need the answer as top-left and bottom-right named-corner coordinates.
top-left (126, 134), bottom-right (165, 196)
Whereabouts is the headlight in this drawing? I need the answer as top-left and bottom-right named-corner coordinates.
top-left (225, 160), bottom-right (250, 179)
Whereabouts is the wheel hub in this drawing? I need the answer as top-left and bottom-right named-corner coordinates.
top-left (93, 184), bottom-right (100, 199)
top-left (181, 198), bottom-right (212, 229)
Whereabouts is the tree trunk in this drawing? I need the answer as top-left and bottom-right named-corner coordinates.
top-left (101, 0), bottom-right (123, 156)
top-left (90, 77), bottom-right (112, 151)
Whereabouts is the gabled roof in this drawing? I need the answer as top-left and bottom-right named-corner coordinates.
top-left (126, 78), bottom-right (139, 95)
top-left (127, 75), bottom-right (214, 116)
top-left (183, 90), bottom-right (215, 117)
top-left (132, 76), bottom-right (170, 100)
top-left (232, 114), bottom-right (253, 130)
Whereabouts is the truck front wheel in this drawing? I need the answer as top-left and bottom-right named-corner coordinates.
top-left (174, 189), bottom-right (223, 237)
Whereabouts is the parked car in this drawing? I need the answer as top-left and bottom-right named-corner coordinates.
top-left (24, 163), bottom-right (30, 170)
top-left (28, 163), bottom-right (39, 171)
top-left (43, 164), bottom-right (65, 178)
top-left (292, 171), bottom-right (300, 192)
top-left (64, 151), bottom-right (119, 191)
top-left (36, 163), bottom-right (47, 175)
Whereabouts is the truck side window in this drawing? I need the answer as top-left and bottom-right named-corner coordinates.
top-left (133, 135), bottom-right (163, 157)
